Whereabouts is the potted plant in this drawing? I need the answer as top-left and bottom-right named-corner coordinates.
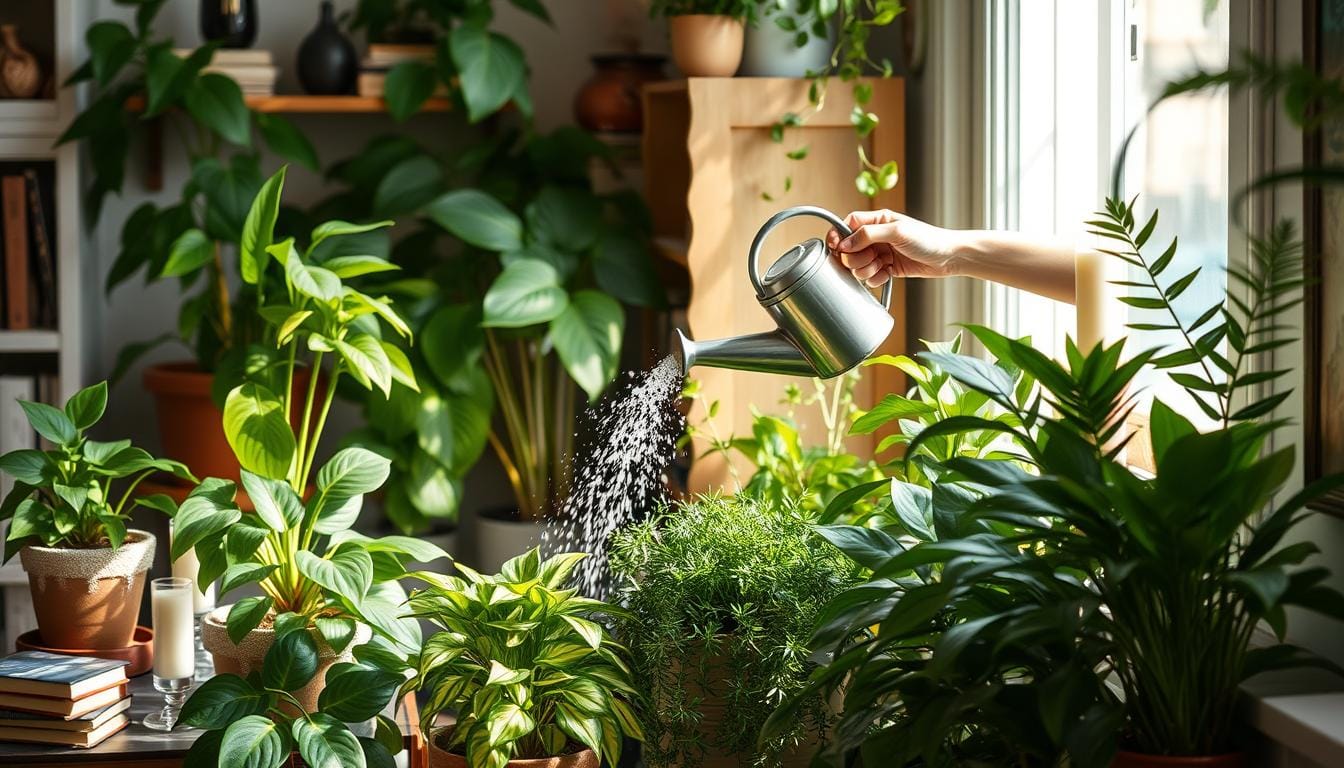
top-left (0, 382), bottom-right (194, 650)
top-left (740, 0), bottom-right (834, 77)
top-left (650, 0), bottom-right (754, 77)
top-left (781, 201), bottom-right (1344, 766)
top-left (59, 3), bottom-right (321, 482)
top-left (402, 548), bottom-right (643, 768)
top-left (170, 167), bottom-right (444, 712)
top-left (609, 494), bottom-right (860, 767)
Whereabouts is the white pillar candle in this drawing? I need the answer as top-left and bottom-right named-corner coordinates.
top-left (1075, 248), bottom-right (1107, 353)
top-left (170, 524), bottom-right (216, 614)
top-left (151, 578), bottom-right (196, 681)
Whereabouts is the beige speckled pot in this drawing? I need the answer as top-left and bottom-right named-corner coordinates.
top-left (201, 605), bottom-right (371, 713)
top-left (429, 726), bottom-right (598, 768)
top-left (19, 530), bottom-right (155, 650)
top-left (669, 15), bottom-right (744, 77)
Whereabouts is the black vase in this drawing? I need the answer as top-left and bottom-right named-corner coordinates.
top-left (200, 0), bottom-right (258, 49)
top-left (297, 1), bottom-right (358, 95)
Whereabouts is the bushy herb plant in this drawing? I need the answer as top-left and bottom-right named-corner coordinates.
top-left (610, 494), bottom-right (861, 767)
top-left (0, 382), bottom-right (193, 557)
top-left (401, 548), bottom-right (642, 767)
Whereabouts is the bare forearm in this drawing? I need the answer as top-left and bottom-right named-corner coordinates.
top-left (952, 231), bottom-right (1078, 304)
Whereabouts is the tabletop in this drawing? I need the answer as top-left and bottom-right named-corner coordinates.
top-left (0, 672), bottom-right (426, 768)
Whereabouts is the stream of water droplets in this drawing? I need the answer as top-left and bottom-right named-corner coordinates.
top-left (541, 355), bottom-right (685, 599)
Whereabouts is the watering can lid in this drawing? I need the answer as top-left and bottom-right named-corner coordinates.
top-left (759, 237), bottom-right (826, 300)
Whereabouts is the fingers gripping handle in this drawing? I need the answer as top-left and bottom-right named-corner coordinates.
top-left (746, 205), bottom-right (893, 310)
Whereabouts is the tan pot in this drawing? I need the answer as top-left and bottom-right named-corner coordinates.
top-left (668, 15), bottom-right (745, 77)
top-left (428, 726), bottom-right (598, 768)
top-left (18, 530), bottom-right (154, 650)
top-left (1112, 752), bottom-right (1246, 768)
top-left (200, 605), bottom-right (371, 713)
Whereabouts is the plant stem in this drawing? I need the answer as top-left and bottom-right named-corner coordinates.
top-left (291, 352), bottom-right (324, 491)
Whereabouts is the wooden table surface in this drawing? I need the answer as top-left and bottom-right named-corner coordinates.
top-left (0, 672), bottom-right (426, 768)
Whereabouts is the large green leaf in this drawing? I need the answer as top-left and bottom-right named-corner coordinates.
top-left (405, 450), bottom-right (461, 519)
top-left (86, 22), bottom-right (135, 86)
top-left (240, 167), bottom-right (286, 285)
top-left (383, 59), bottom-right (437, 122)
top-left (592, 230), bottom-right (664, 308)
top-left (63, 382), bottom-right (108, 431)
top-left (314, 616), bottom-right (358, 655)
top-left (525, 186), bottom-right (601, 251)
top-left (317, 447), bottom-right (391, 497)
top-left (548, 291), bottom-right (622, 402)
top-left (373, 155), bottom-right (443, 218)
top-left (424, 189), bottom-right (523, 252)
top-left (421, 304), bottom-right (485, 393)
top-left (256, 114), bottom-right (319, 171)
top-left (0, 450), bottom-right (49, 485)
top-left (223, 384), bottom-right (295, 481)
top-left (297, 548), bottom-right (374, 600)
top-left (19, 401), bottom-right (76, 446)
top-left (293, 713), bottom-right (366, 768)
top-left (185, 72), bottom-right (251, 146)
top-left (238, 470), bottom-right (302, 532)
top-left (310, 493), bottom-right (364, 535)
top-left (416, 375), bottom-right (492, 472)
top-left (219, 715), bottom-right (288, 768)
top-left (218, 562), bottom-right (278, 596)
top-left (159, 229), bottom-right (213, 278)
top-left (482, 259), bottom-right (567, 328)
top-left (318, 665), bottom-right (401, 722)
top-left (194, 155), bottom-right (263, 242)
top-left (335, 333), bottom-right (393, 396)
top-left (171, 479), bottom-right (241, 561)
top-left (145, 45), bottom-right (211, 117)
top-left (449, 23), bottom-right (526, 122)
top-left (180, 674), bottom-right (270, 729)
top-left (226, 596), bottom-right (274, 645)
top-left (262, 626), bottom-right (320, 690)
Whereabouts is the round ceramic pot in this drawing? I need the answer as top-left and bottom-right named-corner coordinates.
top-left (669, 15), bottom-right (745, 77)
top-left (201, 606), bottom-right (371, 713)
top-left (19, 530), bottom-right (155, 650)
top-left (1111, 752), bottom-right (1247, 768)
top-left (143, 362), bottom-right (316, 484)
top-left (740, 15), bottom-right (834, 77)
top-left (574, 53), bottom-right (666, 133)
top-left (462, 508), bottom-right (545, 574)
top-left (429, 726), bottom-right (598, 768)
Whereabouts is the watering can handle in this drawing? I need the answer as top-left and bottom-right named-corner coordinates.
top-left (747, 205), bottom-right (894, 310)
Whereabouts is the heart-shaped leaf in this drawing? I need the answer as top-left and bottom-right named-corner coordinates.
top-left (482, 259), bottom-right (567, 328)
top-left (160, 228), bottom-right (213, 277)
top-left (297, 548), bottom-right (373, 600)
top-left (223, 383), bottom-right (296, 481)
top-left (63, 382), bottom-right (108, 431)
top-left (19, 400), bottom-right (76, 445)
top-left (262, 625), bottom-right (319, 691)
top-left (449, 23), bottom-right (526, 122)
top-left (185, 73), bottom-right (251, 147)
top-left (548, 290), bottom-right (623, 402)
top-left (218, 562), bottom-right (278, 596)
top-left (239, 470), bottom-right (302, 532)
top-left (317, 447), bottom-right (391, 498)
top-left (293, 712), bottom-right (366, 768)
top-left (180, 674), bottom-right (271, 729)
top-left (314, 616), bottom-right (358, 654)
top-left (424, 189), bottom-right (523, 252)
top-left (219, 714), bottom-right (288, 768)
top-left (318, 664), bottom-right (401, 722)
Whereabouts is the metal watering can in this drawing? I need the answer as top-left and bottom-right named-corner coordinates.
top-left (673, 206), bottom-right (895, 378)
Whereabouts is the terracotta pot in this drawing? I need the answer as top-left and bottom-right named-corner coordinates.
top-left (428, 726), bottom-right (598, 768)
top-left (574, 53), bottom-right (666, 133)
top-left (1111, 752), bottom-right (1247, 768)
top-left (18, 530), bottom-right (155, 650)
top-left (0, 25), bottom-right (43, 99)
top-left (143, 362), bottom-right (316, 484)
top-left (201, 605), bottom-right (371, 713)
top-left (668, 15), bottom-right (745, 77)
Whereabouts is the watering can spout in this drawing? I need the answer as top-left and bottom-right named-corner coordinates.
top-left (673, 328), bottom-right (816, 377)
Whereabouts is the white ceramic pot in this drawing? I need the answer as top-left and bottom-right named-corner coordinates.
top-left (740, 14), bottom-right (835, 77)
top-left (460, 509), bottom-right (545, 574)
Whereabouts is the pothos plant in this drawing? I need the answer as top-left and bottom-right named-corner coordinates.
top-left (0, 382), bottom-right (194, 559)
top-left (59, 0), bottom-right (321, 385)
top-left (169, 168), bottom-right (441, 768)
top-left (762, 0), bottom-right (905, 200)
top-left (349, 0), bottom-right (547, 123)
top-left (322, 128), bottom-right (663, 527)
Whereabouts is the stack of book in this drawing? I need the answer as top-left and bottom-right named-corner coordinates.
top-left (0, 651), bottom-right (131, 749)
top-left (358, 43), bottom-right (445, 98)
top-left (176, 48), bottom-right (277, 96)
top-left (0, 168), bottom-right (57, 330)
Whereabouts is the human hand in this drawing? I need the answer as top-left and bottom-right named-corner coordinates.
top-left (825, 210), bottom-right (965, 286)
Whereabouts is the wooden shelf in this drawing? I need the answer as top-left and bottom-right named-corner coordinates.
top-left (124, 94), bottom-right (453, 114)
top-left (0, 330), bottom-right (60, 353)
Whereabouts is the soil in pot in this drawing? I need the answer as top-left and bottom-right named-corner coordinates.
top-left (669, 15), bottom-right (745, 77)
top-left (1111, 751), bottom-right (1247, 768)
top-left (200, 606), bottom-right (370, 714)
top-left (143, 362), bottom-right (317, 484)
top-left (19, 531), bottom-right (155, 650)
top-left (429, 725), bottom-right (599, 768)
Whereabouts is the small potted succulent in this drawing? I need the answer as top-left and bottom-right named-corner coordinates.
top-left (650, 0), bottom-right (754, 77)
top-left (0, 382), bottom-right (194, 649)
top-left (403, 548), bottom-right (643, 768)
top-left (172, 166), bottom-right (441, 712)
top-left (609, 494), bottom-right (859, 767)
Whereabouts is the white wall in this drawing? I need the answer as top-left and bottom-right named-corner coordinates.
top-left (84, 0), bottom-right (667, 518)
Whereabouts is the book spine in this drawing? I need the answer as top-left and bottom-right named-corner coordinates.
top-left (0, 376), bottom-right (36, 501)
top-left (2, 175), bottom-right (29, 330)
top-left (23, 170), bottom-right (55, 329)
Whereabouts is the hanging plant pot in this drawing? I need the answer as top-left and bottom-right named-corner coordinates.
top-left (19, 530), bottom-right (155, 650)
top-left (668, 15), bottom-right (745, 77)
top-left (1111, 751), bottom-right (1247, 767)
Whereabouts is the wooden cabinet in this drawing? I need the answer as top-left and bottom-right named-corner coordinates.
top-left (642, 77), bottom-right (907, 492)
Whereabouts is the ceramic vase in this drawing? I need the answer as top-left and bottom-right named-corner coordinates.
top-left (0, 25), bottom-right (42, 99)
top-left (668, 15), bottom-right (745, 77)
top-left (574, 53), bottom-right (666, 133)
top-left (297, 1), bottom-right (358, 95)
top-left (200, 0), bottom-right (258, 49)
top-left (740, 15), bottom-right (835, 77)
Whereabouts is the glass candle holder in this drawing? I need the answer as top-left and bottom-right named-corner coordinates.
top-left (143, 577), bottom-right (195, 732)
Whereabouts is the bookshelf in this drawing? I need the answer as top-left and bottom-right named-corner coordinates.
top-left (0, 0), bottom-right (87, 405)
